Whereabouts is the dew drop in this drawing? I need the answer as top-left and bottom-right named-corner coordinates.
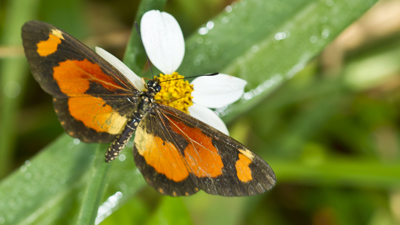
top-left (119, 182), bottom-right (128, 191)
top-left (0, 216), bottom-right (5, 224)
top-left (197, 37), bottom-right (204, 44)
top-left (134, 167), bottom-right (141, 175)
top-left (95, 191), bottom-right (124, 225)
top-left (221, 16), bottom-right (229, 24)
top-left (68, 139), bottom-right (76, 148)
top-left (242, 75), bottom-right (281, 101)
top-left (126, 140), bottom-right (133, 148)
top-left (118, 153), bottom-right (126, 161)
top-left (25, 160), bottom-right (31, 167)
top-left (309, 36), bottom-right (318, 43)
top-left (275, 32), bottom-right (287, 41)
top-left (225, 5), bottom-right (232, 13)
top-left (287, 63), bottom-right (305, 78)
top-left (194, 54), bottom-right (204, 65)
top-left (198, 27), bottom-right (208, 35)
top-left (20, 165), bottom-right (27, 173)
top-left (319, 16), bottom-right (328, 23)
top-left (206, 21), bottom-right (214, 30)
top-left (243, 92), bottom-right (253, 100)
top-left (251, 45), bottom-right (259, 53)
top-left (193, 59), bottom-right (201, 66)
top-left (73, 138), bottom-right (80, 145)
top-left (321, 29), bottom-right (330, 39)
top-left (4, 81), bottom-right (21, 98)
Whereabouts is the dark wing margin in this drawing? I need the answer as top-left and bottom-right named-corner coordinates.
top-left (134, 104), bottom-right (276, 196)
top-left (21, 20), bottom-right (137, 97)
top-left (21, 20), bottom-right (139, 142)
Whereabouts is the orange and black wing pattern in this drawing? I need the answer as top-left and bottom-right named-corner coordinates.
top-left (21, 21), bottom-right (137, 142)
top-left (133, 104), bottom-right (276, 196)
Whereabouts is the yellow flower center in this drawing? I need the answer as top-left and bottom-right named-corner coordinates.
top-left (154, 72), bottom-right (194, 114)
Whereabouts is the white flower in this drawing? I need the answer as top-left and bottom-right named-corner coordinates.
top-left (95, 10), bottom-right (247, 135)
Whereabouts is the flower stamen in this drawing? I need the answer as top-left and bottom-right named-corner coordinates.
top-left (154, 72), bottom-right (194, 114)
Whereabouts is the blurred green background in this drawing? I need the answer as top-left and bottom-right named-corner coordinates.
top-left (1, 0), bottom-right (400, 224)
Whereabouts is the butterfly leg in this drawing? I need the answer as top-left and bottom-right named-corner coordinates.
top-left (105, 117), bottom-right (141, 162)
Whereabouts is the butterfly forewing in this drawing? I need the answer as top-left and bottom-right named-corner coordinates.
top-left (22, 20), bottom-right (138, 142)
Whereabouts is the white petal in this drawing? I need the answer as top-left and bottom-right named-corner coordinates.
top-left (140, 10), bottom-right (185, 75)
top-left (191, 74), bottom-right (247, 108)
top-left (95, 47), bottom-right (145, 90)
top-left (188, 104), bottom-right (229, 135)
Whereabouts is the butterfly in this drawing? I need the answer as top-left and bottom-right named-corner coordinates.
top-left (21, 20), bottom-right (276, 196)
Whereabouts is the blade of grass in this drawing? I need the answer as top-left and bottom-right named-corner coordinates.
top-left (0, 135), bottom-right (95, 225)
top-left (75, 144), bottom-right (112, 225)
top-left (0, 0), bottom-right (39, 178)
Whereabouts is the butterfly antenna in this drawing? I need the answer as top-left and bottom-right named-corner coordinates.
top-left (159, 72), bottom-right (219, 83)
top-left (185, 72), bottom-right (219, 79)
top-left (135, 21), bottom-right (154, 78)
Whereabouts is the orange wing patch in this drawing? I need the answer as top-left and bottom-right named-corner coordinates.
top-left (236, 153), bottom-right (253, 182)
top-left (168, 116), bottom-right (224, 178)
top-left (37, 29), bottom-right (64, 56)
top-left (135, 124), bottom-right (190, 182)
top-left (68, 96), bottom-right (127, 134)
top-left (53, 59), bottom-right (125, 96)
top-left (53, 59), bottom-right (129, 134)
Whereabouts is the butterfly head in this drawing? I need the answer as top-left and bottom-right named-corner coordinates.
top-left (146, 80), bottom-right (161, 97)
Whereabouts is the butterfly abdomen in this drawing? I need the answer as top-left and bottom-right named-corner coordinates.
top-left (105, 116), bottom-right (140, 162)
top-left (105, 93), bottom-right (153, 162)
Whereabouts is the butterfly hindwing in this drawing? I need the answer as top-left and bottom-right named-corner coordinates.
top-left (133, 111), bottom-right (200, 196)
top-left (22, 20), bottom-right (138, 142)
top-left (133, 104), bottom-right (276, 196)
top-left (53, 96), bottom-right (137, 142)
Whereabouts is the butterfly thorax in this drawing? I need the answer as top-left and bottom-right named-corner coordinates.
top-left (104, 80), bottom-right (160, 162)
